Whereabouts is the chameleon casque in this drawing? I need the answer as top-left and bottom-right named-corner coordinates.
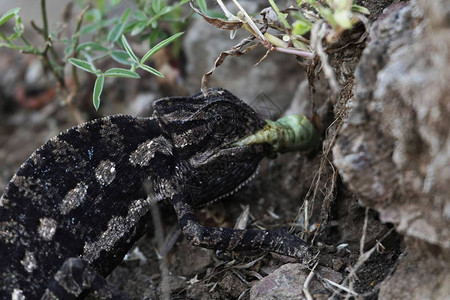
top-left (0, 88), bottom-right (318, 299)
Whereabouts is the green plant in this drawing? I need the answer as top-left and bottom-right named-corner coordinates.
top-left (69, 32), bottom-right (183, 110)
top-left (190, 0), bottom-right (370, 92)
top-left (0, 0), bottom-right (190, 111)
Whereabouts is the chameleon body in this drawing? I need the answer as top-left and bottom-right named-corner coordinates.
top-left (0, 88), bottom-right (315, 299)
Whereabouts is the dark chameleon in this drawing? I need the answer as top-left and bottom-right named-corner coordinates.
top-left (0, 88), bottom-right (317, 299)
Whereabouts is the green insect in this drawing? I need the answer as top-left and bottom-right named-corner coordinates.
top-left (231, 114), bottom-right (319, 156)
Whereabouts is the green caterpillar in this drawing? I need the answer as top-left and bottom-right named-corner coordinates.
top-left (231, 114), bottom-right (319, 156)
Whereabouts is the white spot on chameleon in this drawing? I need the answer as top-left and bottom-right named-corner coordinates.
top-left (20, 251), bottom-right (37, 273)
top-left (12, 175), bottom-right (26, 188)
top-left (0, 195), bottom-right (6, 206)
top-left (12, 289), bottom-right (25, 300)
top-left (95, 160), bottom-right (116, 186)
top-left (59, 182), bottom-right (88, 215)
top-left (82, 197), bottom-right (154, 263)
top-left (129, 136), bottom-right (172, 166)
top-left (173, 129), bottom-right (194, 148)
top-left (30, 152), bottom-right (41, 166)
top-left (38, 217), bottom-right (57, 240)
top-left (156, 178), bottom-right (177, 198)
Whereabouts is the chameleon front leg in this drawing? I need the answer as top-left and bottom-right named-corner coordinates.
top-left (42, 258), bottom-right (128, 300)
top-left (172, 194), bottom-right (314, 262)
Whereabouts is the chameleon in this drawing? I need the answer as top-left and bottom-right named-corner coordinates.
top-left (0, 88), bottom-right (318, 299)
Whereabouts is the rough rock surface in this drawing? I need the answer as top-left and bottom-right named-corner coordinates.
top-left (249, 263), bottom-right (342, 300)
top-left (333, 1), bottom-right (450, 298)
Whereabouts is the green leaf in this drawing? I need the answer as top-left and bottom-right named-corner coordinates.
top-left (121, 35), bottom-right (139, 63)
top-left (334, 10), bottom-right (352, 29)
top-left (12, 15), bottom-right (24, 37)
top-left (158, 5), bottom-right (175, 16)
top-left (0, 7), bottom-right (20, 27)
top-left (292, 20), bottom-right (311, 35)
top-left (130, 21), bottom-right (147, 36)
top-left (152, 0), bottom-right (161, 13)
top-left (120, 7), bottom-right (132, 23)
top-left (107, 23), bottom-right (123, 42)
top-left (268, 0), bottom-right (291, 29)
top-left (140, 31), bottom-right (184, 64)
top-left (352, 4), bottom-right (370, 15)
top-left (138, 64), bottom-right (164, 77)
top-left (76, 42), bottom-right (108, 52)
top-left (60, 38), bottom-right (71, 44)
top-left (85, 8), bottom-right (102, 22)
top-left (80, 24), bottom-right (100, 35)
top-left (196, 0), bottom-right (207, 12)
top-left (105, 68), bottom-right (140, 78)
top-left (64, 45), bottom-right (74, 57)
top-left (107, 8), bottom-right (132, 42)
top-left (93, 75), bottom-right (104, 111)
top-left (133, 10), bottom-right (147, 21)
top-left (111, 50), bottom-right (133, 65)
top-left (68, 58), bottom-right (97, 74)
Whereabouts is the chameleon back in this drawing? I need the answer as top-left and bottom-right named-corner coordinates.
top-left (0, 115), bottom-right (170, 298)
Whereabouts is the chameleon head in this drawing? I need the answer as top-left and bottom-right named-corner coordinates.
top-left (154, 88), bottom-right (269, 206)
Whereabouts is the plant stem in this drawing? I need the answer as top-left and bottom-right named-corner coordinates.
top-left (0, 30), bottom-right (14, 46)
top-left (39, 0), bottom-right (60, 63)
top-left (230, 0), bottom-right (267, 42)
top-left (70, 5), bottom-right (90, 102)
top-left (30, 20), bottom-right (44, 35)
top-left (216, 0), bottom-right (233, 19)
top-left (42, 40), bottom-right (66, 89)
top-left (20, 36), bottom-right (32, 47)
top-left (272, 46), bottom-right (314, 58)
top-left (41, 0), bottom-right (49, 38)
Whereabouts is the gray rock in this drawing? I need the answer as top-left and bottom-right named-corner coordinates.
top-left (333, 1), bottom-right (450, 248)
top-left (250, 263), bottom-right (342, 299)
top-left (333, 1), bottom-right (450, 299)
top-left (378, 238), bottom-right (450, 300)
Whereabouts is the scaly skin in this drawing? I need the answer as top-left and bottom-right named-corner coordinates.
top-left (0, 88), bottom-right (315, 299)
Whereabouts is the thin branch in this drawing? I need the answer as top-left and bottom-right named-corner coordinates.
top-left (0, 31), bottom-right (13, 46)
top-left (41, 39), bottom-right (66, 88)
top-left (272, 46), bottom-right (314, 58)
top-left (70, 5), bottom-right (91, 98)
top-left (311, 21), bottom-right (339, 92)
top-left (360, 208), bottom-right (369, 256)
top-left (303, 262), bottom-right (318, 300)
top-left (151, 200), bottom-right (171, 300)
top-left (41, 0), bottom-right (49, 38)
top-left (216, 0), bottom-right (233, 19)
top-left (230, 0), bottom-right (267, 42)
top-left (324, 278), bottom-right (358, 296)
top-left (30, 20), bottom-right (44, 35)
top-left (20, 36), bottom-right (32, 47)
